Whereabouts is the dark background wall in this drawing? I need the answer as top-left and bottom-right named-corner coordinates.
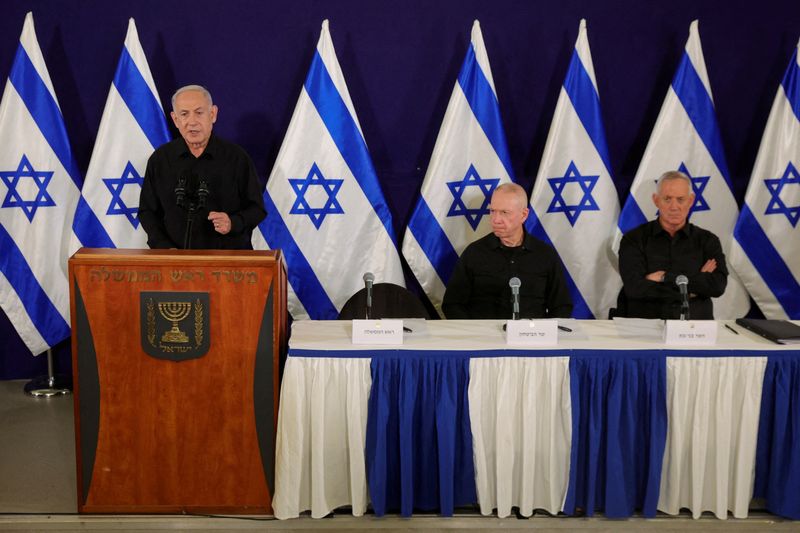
top-left (1, 0), bottom-right (798, 378)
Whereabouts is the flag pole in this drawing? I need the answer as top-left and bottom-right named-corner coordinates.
top-left (24, 348), bottom-right (71, 397)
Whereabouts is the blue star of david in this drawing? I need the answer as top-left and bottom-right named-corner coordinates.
top-left (677, 163), bottom-right (710, 218)
top-left (0, 154), bottom-right (56, 222)
top-left (764, 161), bottom-right (800, 227)
top-left (545, 161), bottom-right (600, 226)
top-left (103, 161), bottom-right (144, 228)
top-left (446, 164), bottom-right (499, 230)
top-left (289, 162), bottom-right (344, 229)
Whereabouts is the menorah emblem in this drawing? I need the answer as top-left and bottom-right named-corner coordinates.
top-left (158, 301), bottom-right (192, 343)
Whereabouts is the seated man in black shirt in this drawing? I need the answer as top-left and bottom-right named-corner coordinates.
top-left (618, 170), bottom-right (727, 319)
top-left (442, 183), bottom-right (573, 319)
top-left (138, 85), bottom-right (265, 249)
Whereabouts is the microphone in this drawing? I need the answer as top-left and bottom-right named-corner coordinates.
top-left (509, 277), bottom-right (521, 320)
top-left (196, 176), bottom-right (209, 209)
top-left (363, 272), bottom-right (375, 319)
top-left (174, 173), bottom-right (187, 208)
top-left (675, 275), bottom-right (690, 320)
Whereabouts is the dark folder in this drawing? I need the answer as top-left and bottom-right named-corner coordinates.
top-left (735, 318), bottom-right (800, 345)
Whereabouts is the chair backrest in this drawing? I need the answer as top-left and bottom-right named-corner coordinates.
top-left (337, 283), bottom-right (432, 320)
top-left (608, 287), bottom-right (628, 319)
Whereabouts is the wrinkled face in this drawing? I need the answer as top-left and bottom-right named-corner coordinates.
top-left (170, 90), bottom-right (217, 149)
top-left (489, 189), bottom-right (529, 240)
top-left (653, 178), bottom-right (694, 229)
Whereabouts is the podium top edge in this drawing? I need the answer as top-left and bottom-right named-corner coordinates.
top-left (69, 247), bottom-right (283, 265)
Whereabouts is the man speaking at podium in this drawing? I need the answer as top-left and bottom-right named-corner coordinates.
top-left (138, 85), bottom-right (265, 249)
top-left (618, 171), bottom-right (728, 319)
top-left (442, 183), bottom-right (573, 319)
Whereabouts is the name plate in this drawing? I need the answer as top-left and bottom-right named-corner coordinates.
top-left (505, 319), bottom-right (558, 346)
top-left (664, 320), bottom-right (718, 346)
top-left (352, 319), bottom-right (404, 345)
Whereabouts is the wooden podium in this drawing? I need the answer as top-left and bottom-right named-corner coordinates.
top-left (68, 249), bottom-right (287, 514)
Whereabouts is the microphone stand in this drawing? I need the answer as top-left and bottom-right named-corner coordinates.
top-left (676, 275), bottom-right (690, 321)
top-left (512, 293), bottom-right (519, 321)
top-left (509, 277), bottom-right (521, 321)
top-left (680, 299), bottom-right (690, 321)
top-left (182, 204), bottom-right (198, 250)
top-left (365, 281), bottom-right (373, 319)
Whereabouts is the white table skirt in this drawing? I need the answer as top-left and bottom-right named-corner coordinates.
top-left (469, 356), bottom-right (572, 517)
top-left (273, 357), bottom-right (371, 519)
top-left (658, 356), bottom-right (767, 519)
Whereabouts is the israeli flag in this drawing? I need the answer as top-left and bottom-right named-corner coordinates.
top-left (71, 18), bottom-right (169, 252)
top-left (401, 20), bottom-right (515, 315)
top-left (253, 20), bottom-right (404, 320)
top-left (615, 20), bottom-right (749, 319)
top-left (528, 20), bottom-right (621, 319)
top-left (731, 40), bottom-right (800, 319)
top-left (0, 13), bottom-right (81, 355)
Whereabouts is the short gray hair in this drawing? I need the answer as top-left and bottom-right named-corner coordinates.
top-left (492, 182), bottom-right (528, 209)
top-left (656, 170), bottom-right (692, 194)
top-left (171, 85), bottom-right (213, 111)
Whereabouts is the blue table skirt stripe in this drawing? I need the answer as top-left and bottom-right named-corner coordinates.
top-left (754, 354), bottom-right (800, 519)
top-left (564, 354), bottom-right (667, 518)
top-left (366, 356), bottom-right (476, 517)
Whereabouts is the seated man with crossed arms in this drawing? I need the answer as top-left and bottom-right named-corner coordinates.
top-left (618, 170), bottom-right (728, 319)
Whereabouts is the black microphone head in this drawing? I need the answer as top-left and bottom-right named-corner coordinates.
top-left (363, 272), bottom-right (375, 285)
top-left (509, 277), bottom-right (521, 291)
top-left (197, 176), bottom-right (209, 194)
top-left (174, 173), bottom-right (187, 207)
top-left (196, 176), bottom-right (209, 208)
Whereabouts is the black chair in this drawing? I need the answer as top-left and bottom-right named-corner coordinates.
top-left (337, 283), bottom-right (432, 320)
top-left (608, 287), bottom-right (628, 319)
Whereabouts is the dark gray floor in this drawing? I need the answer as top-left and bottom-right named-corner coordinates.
top-left (0, 379), bottom-right (797, 532)
top-left (0, 380), bottom-right (75, 514)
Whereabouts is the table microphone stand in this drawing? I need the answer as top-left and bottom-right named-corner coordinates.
top-left (363, 272), bottom-right (374, 319)
top-left (680, 301), bottom-right (690, 321)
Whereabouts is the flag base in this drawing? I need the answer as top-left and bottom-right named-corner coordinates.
top-left (24, 348), bottom-right (71, 397)
top-left (24, 374), bottom-right (71, 397)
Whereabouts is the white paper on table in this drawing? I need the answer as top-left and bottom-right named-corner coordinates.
top-left (613, 317), bottom-right (665, 340)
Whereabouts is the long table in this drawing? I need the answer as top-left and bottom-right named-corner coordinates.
top-left (272, 319), bottom-right (800, 520)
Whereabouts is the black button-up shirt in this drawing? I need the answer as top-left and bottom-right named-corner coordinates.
top-left (618, 219), bottom-right (728, 319)
top-left (442, 231), bottom-right (573, 319)
top-left (138, 134), bottom-right (266, 249)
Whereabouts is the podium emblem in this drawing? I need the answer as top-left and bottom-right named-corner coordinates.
top-left (140, 291), bottom-right (210, 361)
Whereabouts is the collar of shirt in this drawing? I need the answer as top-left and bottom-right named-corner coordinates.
top-left (174, 132), bottom-right (220, 160)
top-left (486, 230), bottom-right (536, 251)
top-left (650, 219), bottom-right (692, 240)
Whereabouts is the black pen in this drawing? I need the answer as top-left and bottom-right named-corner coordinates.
top-left (724, 323), bottom-right (739, 335)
